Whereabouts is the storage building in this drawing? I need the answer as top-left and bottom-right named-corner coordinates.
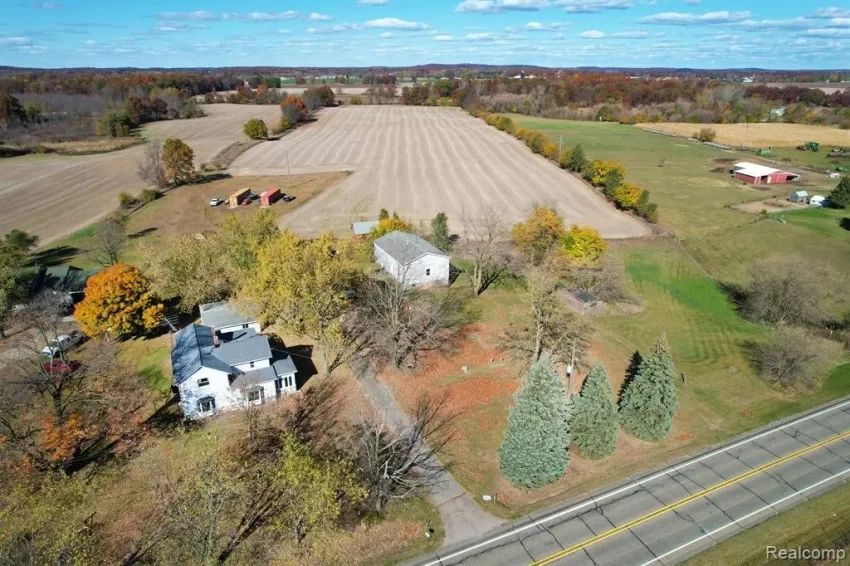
top-left (373, 231), bottom-right (450, 286)
top-left (228, 188), bottom-right (251, 208)
top-left (732, 162), bottom-right (800, 185)
top-left (260, 188), bottom-right (281, 207)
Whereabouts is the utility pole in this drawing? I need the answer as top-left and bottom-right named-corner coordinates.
top-left (558, 134), bottom-right (564, 155)
top-left (286, 153), bottom-right (292, 193)
top-left (566, 338), bottom-right (576, 397)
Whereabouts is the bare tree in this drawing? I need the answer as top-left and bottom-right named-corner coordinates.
top-left (457, 204), bottom-right (514, 296)
top-left (501, 266), bottom-right (593, 369)
top-left (743, 257), bottom-right (835, 326)
top-left (136, 140), bottom-right (169, 189)
top-left (351, 392), bottom-right (454, 515)
top-left (358, 273), bottom-right (469, 369)
top-left (563, 255), bottom-right (631, 304)
top-left (90, 216), bottom-right (126, 267)
top-left (753, 326), bottom-right (843, 389)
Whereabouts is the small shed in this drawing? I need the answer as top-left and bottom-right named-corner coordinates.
top-left (260, 188), bottom-right (281, 207)
top-left (733, 162), bottom-right (800, 184)
top-left (228, 188), bottom-right (251, 208)
top-left (809, 195), bottom-right (826, 207)
top-left (352, 220), bottom-right (379, 236)
top-left (789, 189), bottom-right (808, 203)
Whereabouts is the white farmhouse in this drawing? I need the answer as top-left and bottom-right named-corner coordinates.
top-left (171, 303), bottom-right (297, 419)
top-left (373, 231), bottom-right (450, 286)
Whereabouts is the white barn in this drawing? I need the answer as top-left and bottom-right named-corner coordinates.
top-left (373, 231), bottom-right (450, 286)
top-left (171, 304), bottom-right (297, 419)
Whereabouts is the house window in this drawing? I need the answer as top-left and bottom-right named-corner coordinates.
top-left (242, 323), bottom-right (249, 329)
top-left (426, 268), bottom-right (431, 276)
top-left (197, 377), bottom-right (210, 387)
top-left (249, 361), bottom-right (255, 368)
top-left (283, 375), bottom-right (294, 389)
top-left (246, 388), bottom-right (263, 403)
top-left (198, 397), bottom-right (215, 412)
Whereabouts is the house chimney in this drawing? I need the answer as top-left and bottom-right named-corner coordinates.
top-left (213, 334), bottom-right (220, 347)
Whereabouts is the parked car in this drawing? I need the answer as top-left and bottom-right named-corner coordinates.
top-left (41, 332), bottom-right (82, 358)
top-left (209, 198), bottom-right (224, 207)
top-left (43, 359), bottom-right (82, 375)
top-left (282, 195), bottom-right (295, 202)
top-left (249, 192), bottom-right (260, 201)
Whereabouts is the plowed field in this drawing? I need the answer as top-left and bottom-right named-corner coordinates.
top-left (0, 104), bottom-right (280, 244)
top-left (230, 106), bottom-right (648, 239)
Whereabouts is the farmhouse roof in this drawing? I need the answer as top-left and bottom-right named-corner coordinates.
top-left (352, 220), bottom-right (379, 235)
top-left (733, 162), bottom-right (781, 178)
top-left (374, 231), bottom-right (448, 265)
top-left (231, 366), bottom-right (277, 388)
top-left (214, 329), bottom-right (272, 366)
top-left (200, 301), bottom-right (257, 330)
top-left (272, 353), bottom-right (297, 377)
top-left (171, 324), bottom-right (232, 385)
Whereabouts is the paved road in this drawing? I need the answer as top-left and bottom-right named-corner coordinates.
top-left (352, 359), bottom-right (504, 547)
top-left (411, 397), bottom-right (850, 566)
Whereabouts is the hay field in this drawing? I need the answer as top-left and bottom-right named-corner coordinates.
top-left (231, 106), bottom-right (648, 239)
top-left (635, 122), bottom-right (850, 148)
top-left (0, 104), bottom-right (280, 244)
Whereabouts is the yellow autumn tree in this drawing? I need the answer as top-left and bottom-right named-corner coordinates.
top-left (240, 231), bottom-right (363, 375)
top-left (511, 205), bottom-right (566, 264)
top-left (74, 263), bottom-right (164, 338)
top-left (562, 224), bottom-right (607, 267)
top-left (370, 216), bottom-right (414, 239)
top-left (586, 160), bottom-right (626, 187)
top-left (612, 183), bottom-right (643, 210)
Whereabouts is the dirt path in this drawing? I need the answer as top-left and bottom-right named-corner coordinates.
top-left (230, 106), bottom-right (649, 239)
top-left (0, 104), bottom-right (281, 245)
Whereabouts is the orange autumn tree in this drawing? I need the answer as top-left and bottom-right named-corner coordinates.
top-left (511, 205), bottom-right (566, 264)
top-left (74, 263), bottom-right (164, 338)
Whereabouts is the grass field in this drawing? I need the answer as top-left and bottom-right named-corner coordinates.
top-left (42, 171), bottom-right (348, 270)
top-left (687, 478), bottom-right (850, 565)
top-left (635, 122), bottom-right (850, 148)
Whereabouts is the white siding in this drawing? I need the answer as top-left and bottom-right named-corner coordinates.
top-left (178, 367), bottom-right (237, 419)
top-left (216, 321), bottom-right (261, 335)
top-left (374, 247), bottom-right (449, 286)
top-left (232, 358), bottom-right (270, 373)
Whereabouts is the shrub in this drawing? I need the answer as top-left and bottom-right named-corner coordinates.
top-left (558, 148), bottom-right (573, 169)
top-left (495, 116), bottom-right (514, 133)
top-left (514, 127), bottom-right (528, 141)
top-left (565, 145), bottom-right (588, 173)
top-left (96, 110), bottom-right (132, 138)
top-left (753, 326), bottom-right (843, 389)
top-left (525, 131), bottom-right (547, 154)
top-left (369, 217), bottom-right (414, 239)
top-left (243, 119), bottom-right (268, 140)
top-left (562, 224), bottom-right (607, 267)
top-left (139, 189), bottom-right (160, 204)
top-left (118, 192), bottom-right (138, 209)
top-left (542, 141), bottom-right (559, 161)
top-left (693, 127), bottom-right (717, 142)
top-left (743, 256), bottom-right (833, 326)
top-left (350, 96), bottom-right (363, 105)
top-left (612, 183), bottom-right (643, 210)
top-left (586, 160), bottom-right (626, 187)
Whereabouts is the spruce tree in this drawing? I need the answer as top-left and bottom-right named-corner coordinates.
top-left (572, 364), bottom-right (618, 459)
top-left (499, 353), bottom-right (571, 489)
top-left (829, 176), bottom-right (850, 209)
top-left (566, 144), bottom-right (588, 173)
top-left (619, 335), bottom-right (678, 442)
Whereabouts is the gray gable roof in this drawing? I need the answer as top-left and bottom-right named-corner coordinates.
top-left (373, 231), bottom-right (448, 265)
top-left (273, 354), bottom-right (297, 377)
top-left (200, 301), bottom-right (257, 330)
top-left (231, 366), bottom-right (277, 389)
top-left (171, 325), bottom-right (232, 385)
top-left (214, 329), bottom-right (272, 366)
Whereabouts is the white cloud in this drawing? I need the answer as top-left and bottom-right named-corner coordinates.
top-left (455, 0), bottom-right (500, 13)
top-left (611, 30), bottom-right (649, 38)
top-left (455, 0), bottom-right (550, 13)
top-left (555, 0), bottom-right (632, 13)
top-left (223, 11), bottom-right (299, 22)
top-left (579, 29), bottom-right (605, 38)
top-left (30, 2), bottom-right (65, 8)
top-left (463, 32), bottom-right (522, 41)
top-left (0, 36), bottom-right (31, 45)
top-left (500, 0), bottom-right (550, 10)
top-left (380, 31), bottom-right (394, 38)
top-left (435, 34), bottom-right (454, 41)
top-left (639, 10), bottom-right (751, 25)
top-left (805, 27), bottom-right (850, 37)
top-left (358, 0), bottom-right (389, 4)
top-left (737, 17), bottom-right (813, 30)
top-left (812, 7), bottom-right (850, 18)
top-left (509, 21), bottom-right (569, 31)
top-left (682, 0), bottom-right (699, 4)
top-left (307, 23), bottom-right (363, 34)
top-left (158, 10), bottom-right (218, 21)
top-left (308, 13), bottom-right (333, 21)
top-left (364, 18), bottom-right (431, 30)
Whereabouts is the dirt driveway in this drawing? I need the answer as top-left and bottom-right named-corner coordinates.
top-left (230, 106), bottom-right (649, 239)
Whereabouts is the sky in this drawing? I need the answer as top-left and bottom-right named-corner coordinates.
top-left (1, 0), bottom-right (850, 70)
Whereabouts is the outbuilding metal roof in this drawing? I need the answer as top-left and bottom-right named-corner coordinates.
top-left (733, 162), bottom-right (781, 178)
top-left (374, 231), bottom-right (448, 265)
top-left (199, 302), bottom-right (257, 330)
top-left (352, 220), bottom-right (379, 235)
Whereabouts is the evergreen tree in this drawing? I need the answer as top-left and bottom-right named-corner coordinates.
top-left (499, 353), bottom-right (571, 488)
top-left (378, 208), bottom-right (389, 221)
top-left (572, 364), bottom-right (618, 459)
top-left (829, 176), bottom-right (850, 209)
top-left (430, 212), bottom-right (452, 252)
top-left (566, 144), bottom-right (588, 173)
top-left (619, 335), bottom-right (679, 442)
top-left (603, 169), bottom-right (622, 199)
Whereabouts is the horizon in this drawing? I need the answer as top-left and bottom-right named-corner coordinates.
top-left (2, 1), bottom-right (850, 70)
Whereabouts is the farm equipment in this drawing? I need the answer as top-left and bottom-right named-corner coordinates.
top-left (836, 166), bottom-right (849, 172)
top-left (755, 147), bottom-right (774, 157)
top-left (828, 147), bottom-right (850, 159)
top-left (796, 141), bottom-right (820, 152)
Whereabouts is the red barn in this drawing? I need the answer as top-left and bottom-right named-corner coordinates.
top-left (260, 188), bottom-right (281, 207)
top-left (732, 162), bottom-right (800, 185)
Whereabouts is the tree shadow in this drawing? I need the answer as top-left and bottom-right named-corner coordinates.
top-left (191, 173), bottom-right (232, 185)
top-left (31, 245), bottom-right (83, 267)
top-left (267, 336), bottom-right (318, 388)
top-left (448, 264), bottom-right (463, 285)
top-left (718, 281), bottom-right (747, 313)
top-left (618, 350), bottom-right (643, 400)
top-left (840, 218), bottom-right (850, 231)
top-left (128, 227), bottom-right (157, 240)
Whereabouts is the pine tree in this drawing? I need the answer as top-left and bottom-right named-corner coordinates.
top-left (566, 144), bottom-right (588, 173)
top-left (378, 208), bottom-right (389, 221)
top-left (829, 176), bottom-right (850, 209)
top-left (499, 353), bottom-right (571, 488)
top-left (431, 212), bottom-right (452, 252)
top-left (572, 364), bottom-right (618, 459)
top-left (619, 335), bottom-right (679, 442)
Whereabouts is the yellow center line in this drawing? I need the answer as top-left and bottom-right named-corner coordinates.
top-left (531, 429), bottom-right (850, 566)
